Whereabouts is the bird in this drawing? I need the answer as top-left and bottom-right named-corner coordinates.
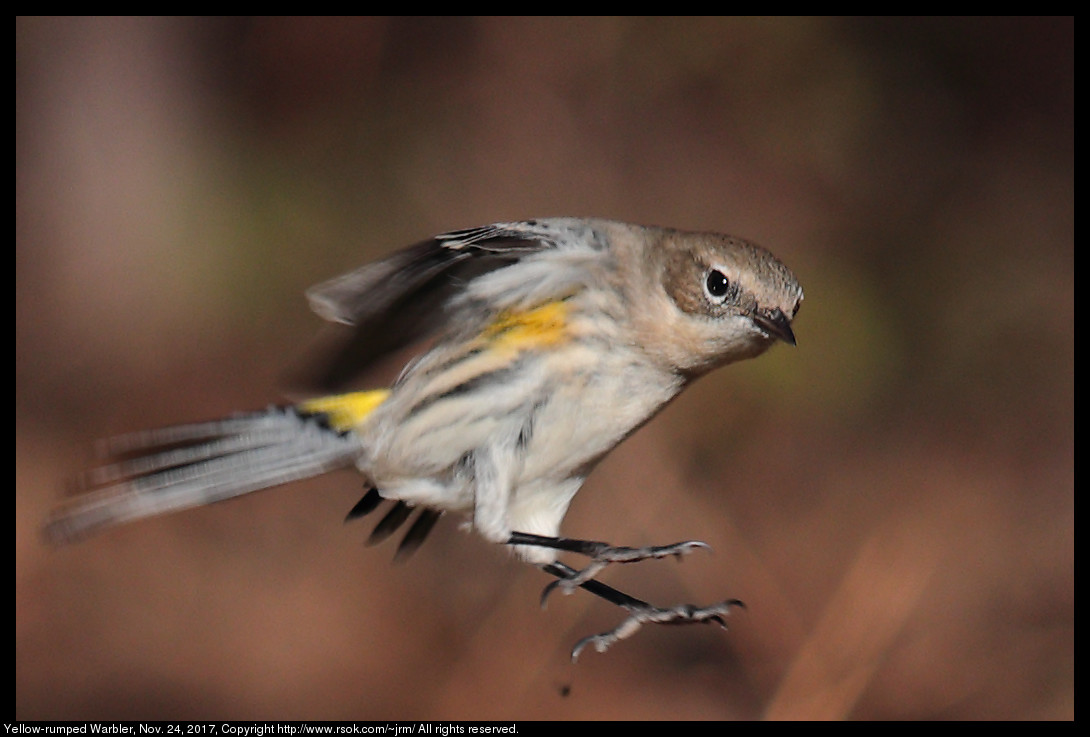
top-left (45, 218), bottom-right (803, 659)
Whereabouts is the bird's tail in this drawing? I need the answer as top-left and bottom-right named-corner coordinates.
top-left (44, 390), bottom-right (389, 544)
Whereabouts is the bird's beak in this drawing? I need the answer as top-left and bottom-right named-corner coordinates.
top-left (752, 307), bottom-right (797, 346)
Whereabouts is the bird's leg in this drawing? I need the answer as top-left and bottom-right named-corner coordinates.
top-left (540, 561), bottom-right (743, 661)
top-left (508, 532), bottom-right (741, 659)
top-left (508, 531), bottom-right (712, 599)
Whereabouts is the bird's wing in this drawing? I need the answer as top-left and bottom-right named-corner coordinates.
top-left (301, 219), bottom-right (604, 391)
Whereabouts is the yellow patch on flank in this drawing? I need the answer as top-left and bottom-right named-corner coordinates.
top-left (482, 301), bottom-right (569, 353)
top-left (299, 389), bottom-right (390, 432)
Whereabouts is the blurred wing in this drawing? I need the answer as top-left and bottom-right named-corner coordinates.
top-left (301, 220), bottom-right (581, 392)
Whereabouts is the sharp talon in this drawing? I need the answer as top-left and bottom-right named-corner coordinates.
top-left (541, 564), bottom-right (591, 605)
top-left (540, 579), bottom-right (561, 607)
top-left (570, 638), bottom-right (596, 663)
top-left (570, 631), bottom-right (617, 662)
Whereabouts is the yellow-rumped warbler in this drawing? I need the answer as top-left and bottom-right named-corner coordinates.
top-left (46, 218), bottom-right (803, 658)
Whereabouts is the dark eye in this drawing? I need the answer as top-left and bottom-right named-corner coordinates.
top-left (705, 269), bottom-right (731, 299)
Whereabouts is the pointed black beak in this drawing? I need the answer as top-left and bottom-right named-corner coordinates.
top-left (752, 307), bottom-right (797, 346)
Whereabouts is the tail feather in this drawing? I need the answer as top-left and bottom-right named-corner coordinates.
top-left (92, 413), bottom-right (293, 457)
top-left (86, 412), bottom-right (316, 487)
top-left (45, 407), bottom-right (362, 544)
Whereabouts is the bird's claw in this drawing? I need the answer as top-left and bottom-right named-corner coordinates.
top-left (541, 540), bottom-right (712, 605)
top-left (569, 599), bottom-right (743, 662)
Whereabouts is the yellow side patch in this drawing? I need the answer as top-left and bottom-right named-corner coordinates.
top-left (299, 389), bottom-right (390, 432)
top-left (482, 301), bottom-right (569, 353)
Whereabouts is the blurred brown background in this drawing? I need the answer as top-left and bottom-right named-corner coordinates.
top-left (16, 17), bottom-right (1072, 720)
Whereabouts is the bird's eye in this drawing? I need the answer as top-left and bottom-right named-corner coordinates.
top-left (705, 269), bottom-right (731, 300)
